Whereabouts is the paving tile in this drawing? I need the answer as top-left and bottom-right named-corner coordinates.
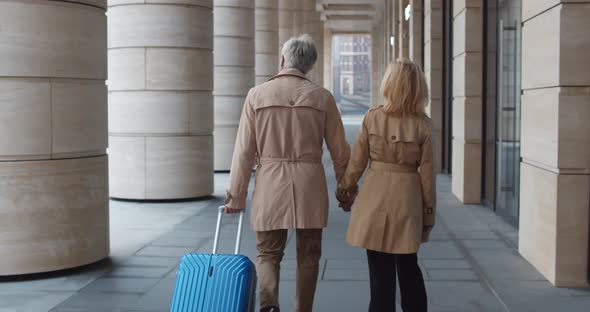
top-left (136, 246), bottom-right (196, 258)
top-left (418, 241), bottom-right (463, 259)
top-left (427, 269), bottom-right (479, 281)
top-left (52, 292), bottom-right (141, 311)
top-left (81, 277), bottom-right (160, 294)
top-left (105, 266), bottom-right (173, 279)
top-left (0, 291), bottom-right (73, 312)
top-left (423, 259), bottom-right (472, 269)
top-left (122, 256), bottom-right (180, 268)
top-left (462, 239), bottom-right (508, 249)
top-left (426, 281), bottom-right (506, 312)
top-left (132, 278), bottom-right (176, 311)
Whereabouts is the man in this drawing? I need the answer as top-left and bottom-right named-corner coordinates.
top-left (224, 35), bottom-right (350, 312)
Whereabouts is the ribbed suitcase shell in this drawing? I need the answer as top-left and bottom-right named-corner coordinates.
top-left (170, 253), bottom-right (256, 312)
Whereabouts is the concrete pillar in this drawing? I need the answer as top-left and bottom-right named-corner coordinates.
top-left (424, 0), bottom-right (444, 173)
top-left (213, 0), bottom-right (255, 171)
top-left (255, 0), bottom-right (279, 84)
top-left (292, 0), bottom-right (304, 36)
top-left (278, 0), bottom-right (295, 49)
top-left (519, 0), bottom-right (590, 287)
top-left (409, 0), bottom-right (424, 66)
top-left (392, 0), bottom-right (400, 60)
top-left (316, 15), bottom-right (325, 87)
top-left (450, 0), bottom-right (483, 204)
top-left (108, 0), bottom-right (214, 199)
top-left (0, 0), bottom-right (108, 275)
top-left (303, 0), bottom-right (317, 82)
top-left (324, 27), bottom-right (333, 91)
top-left (371, 22), bottom-right (382, 107)
top-left (399, 0), bottom-right (410, 57)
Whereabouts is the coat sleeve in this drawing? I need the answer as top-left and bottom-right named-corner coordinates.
top-left (336, 114), bottom-right (370, 203)
top-left (324, 93), bottom-right (351, 184)
top-left (420, 119), bottom-right (436, 241)
top-left (225, 90), bottom-right (257, 210)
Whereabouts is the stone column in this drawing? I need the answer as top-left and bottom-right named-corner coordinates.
top-left (278, 0), bottom-right (294, 53)
top-left (398, 0), bottom-right (410, 58)
top-left (450, 0), bottom-right (483, 204)
top-left (213, 0), bottom-right (255, 171)
top-left (519, 0), bottom-right (590, 287)
top-left (255, 0), bottom-right (279, 84)
top-left (316, 14), bottom-right (325, 87)
top-left (108, 0), bottom-right (214, 199)
top-left (323, 27), bottom-right (333, 91)
top-left (0, 0), bottom-right (108, 275)
top-left (424, 0), bottom-right (444, 173)
top-left (371, 21), bottom-right (382, 107)
top-left (303, 0), bottom-right (317, 82)
top-left (409, 0), bottom-right (423, 66)
top-left (392, 0), bottom-right (400, 60)
top-left (292, 0), bottom-right (304, 36)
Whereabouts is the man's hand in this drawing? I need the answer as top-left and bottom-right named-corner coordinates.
top-left (224, 206), bottom-right (242, 214)
top-left (338, 200), bottom-right (353, 212)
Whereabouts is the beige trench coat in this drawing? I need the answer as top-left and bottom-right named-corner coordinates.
top-left (225, 68), bottom-right (350, 231)
top-left (336, 107), bottom-right (436, 254)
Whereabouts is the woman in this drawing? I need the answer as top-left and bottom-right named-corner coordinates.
top-left (336, 58), bottom-right (435, 312)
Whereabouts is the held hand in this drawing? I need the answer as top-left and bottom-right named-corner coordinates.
top-left (338, 200), bottom-right (353, 212)
top-left (224, 206), bottom-right (242, 214)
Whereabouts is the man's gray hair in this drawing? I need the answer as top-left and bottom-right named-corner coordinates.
top-left (281, 34), bottom-right (318, 74)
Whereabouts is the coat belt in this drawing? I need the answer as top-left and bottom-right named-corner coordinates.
top-left (259, 157), bottom-right (322, 164)
top-left (370, 161), bottom-right (418, 173)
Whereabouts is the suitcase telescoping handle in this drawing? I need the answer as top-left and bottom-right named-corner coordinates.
top-left (212, 206), bottom-right (245, 255)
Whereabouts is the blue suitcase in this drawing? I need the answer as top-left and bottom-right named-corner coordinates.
top-left (170, 206), bottom-right (256, 312)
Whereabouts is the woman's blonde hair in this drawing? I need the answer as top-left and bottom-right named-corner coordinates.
top-left (380, 58), bottom-right (429, 117)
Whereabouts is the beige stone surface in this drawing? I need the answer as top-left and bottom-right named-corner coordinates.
top-left (452, 6), bottom-right (483, 55)
top-left (452, 52), bottom-right (483, 97)
top-left (109, 0), bottom-right (212, 6)
top-left (146, 48), bottom-right (214, 91)
top-left (451, 140), bottom-right (482, 204)
top-left (519, 162), bottom-right (590, 287)
top-left (0, 156), bottom-right (109, 275)
top-left (522, 87), bottom-right (590, 171)
top-left (108, 1), bottom-right (214, 199)
top-left (214, 126), bottom-right (239, 171)
top-left (107, 48), bottom-right (146, 91)
top-left (107, 4), bottom-right (213, 49)
top-left (255, 0), bottom-right (279, 83)
top-left (214, 37), bottom-right (256, 66)
top-left (108, 136), bottom-right (146, 199)
top-left (452, 96), bottom-right (482, 142)
top-left (145, 136), bottom-right (214, 199)
top-left (453, 0), bottom-right (483, 17)
top-left (522, 0), bottom-right (588, 21)
top-left (65, 0), bottom-right (107, 9)
top-left (522, 3), bottom-right (590, 89)
top-left (0, 79), bottom-right (52, 159)
top-left (0, 0), bottom-right (106, 79)
top-left (52, 80), bottom-right (108, 155)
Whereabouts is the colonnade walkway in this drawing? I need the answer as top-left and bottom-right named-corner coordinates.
top-left (2, 123), bottom-right (590, 312)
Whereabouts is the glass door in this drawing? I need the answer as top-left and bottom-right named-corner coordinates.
top-left (495, 0), bottom-right (522, 226)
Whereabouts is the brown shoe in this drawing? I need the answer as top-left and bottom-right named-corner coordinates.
top-left (260, 307), bottom-right (280, 312)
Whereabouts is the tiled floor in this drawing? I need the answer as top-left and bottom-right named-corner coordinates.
top-left (2, 123), bottom-right (589, 312)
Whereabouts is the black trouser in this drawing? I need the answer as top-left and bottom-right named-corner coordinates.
top-left (366, 250), bottom-right (427, 312)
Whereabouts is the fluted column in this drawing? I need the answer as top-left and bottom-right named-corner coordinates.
top-left (255, 0), bottom-right (279, 84)
top-left (108, 0), bottom-right (214, 199)
top-left (214, 0), bottom-right (255, 171)
top-left (0, 0), bottom-right (108, 275)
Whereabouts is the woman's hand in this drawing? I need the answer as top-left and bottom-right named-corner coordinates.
top-left (339, 200), bottom-right (353, 212)
top-left (224, 206), bottom-right (242, 214)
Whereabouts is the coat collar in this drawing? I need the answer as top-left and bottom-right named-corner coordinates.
top-left (269, 68), bottom-right (309, 81)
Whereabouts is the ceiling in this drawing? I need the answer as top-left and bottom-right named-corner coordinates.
top-left (316, 0), bottom-right (385, 33)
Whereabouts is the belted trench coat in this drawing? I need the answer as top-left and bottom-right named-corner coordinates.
top-left (225, 68), bottom-right (350, 231)
top-left (336, 107), bottom-right (436, 254)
